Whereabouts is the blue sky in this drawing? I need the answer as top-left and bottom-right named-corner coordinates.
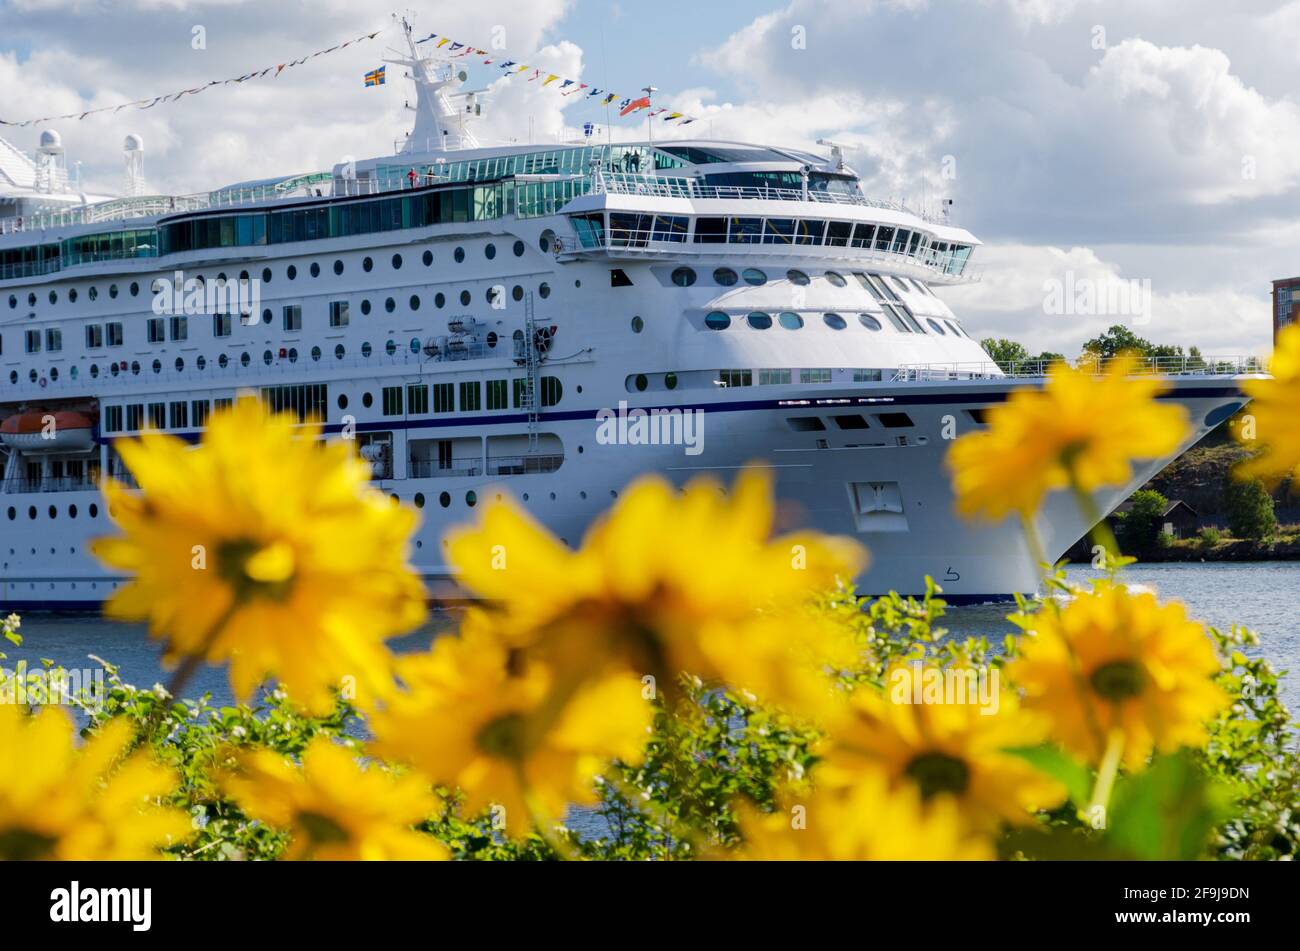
top-left (2, 0), bottom-right (1298, 356)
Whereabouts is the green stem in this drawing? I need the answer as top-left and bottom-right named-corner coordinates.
top-left (1020, 513), bottom-right (1049, 582)
top-left (1068, 469), bottom-right (1121, 567)
top-left (1084, 728), bottom-right (1125, 831)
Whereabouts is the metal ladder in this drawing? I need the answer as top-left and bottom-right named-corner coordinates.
top-left (522, 291), bottom-right (540, 454)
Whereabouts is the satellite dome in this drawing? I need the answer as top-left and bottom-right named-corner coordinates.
top-left (124, 134), bottom-right (144, 152)
top-left (38, 129), bottom-right (63, 150)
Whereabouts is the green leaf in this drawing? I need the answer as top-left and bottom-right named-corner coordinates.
top-left (1104, 751), bottom-right (1228, 860)
top-left (1004, 744), bottom-right (1092, 804)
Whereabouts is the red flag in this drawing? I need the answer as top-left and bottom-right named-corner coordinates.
top-left (619, 96), bottom-right (651, 116)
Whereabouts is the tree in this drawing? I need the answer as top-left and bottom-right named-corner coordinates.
top-left (1116, 489), bottom-right (1168, 553)
top-left (980, 337), bottom-right (1030, 365)
top-left (1225, 480), bottom-right (1277, 541)
top-left (1081, 324), bottom-right (1155, 360)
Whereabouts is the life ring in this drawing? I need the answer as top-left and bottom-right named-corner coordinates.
top-left (39, 377), bottom-right (48, 388)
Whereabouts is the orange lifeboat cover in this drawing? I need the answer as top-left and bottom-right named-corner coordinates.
top-left (0, 411), bottom-right (95, 435)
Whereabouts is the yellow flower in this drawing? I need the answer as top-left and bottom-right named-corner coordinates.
top-left (736, 776), bottom-right (993, 860)
top-left (369, 611), bottom-right (652, 836)
top-left (947, 355), bottom-right (1189, 520)
top-left (1237, 323), bottom-right (1300, 485)
top-left (91, 397), bottom-right (427, 713)
top-left (0, 707), bottom-right (189, 860)
top-left (1008, 580), bottom-right (1227, 770)
top-left (816, 664), bottom-right (1065, 830)
top-left (445, 470), bottom-right (865, 707)
top-left (220, 736), bottom-right (445, 860)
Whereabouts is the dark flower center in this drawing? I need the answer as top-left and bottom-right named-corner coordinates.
top-left (477, 713), bottom-right (527, 761)
top-left (0, 826), bottom-right (58, 861)
top-left (297, 810), bottom-right (351, 845)
top-left (216, 538), bottom-right (295, 601)
top-left (904, 752), bottom-right (971, 799)
top-left (1090, 660), bottom-right (1147, 701)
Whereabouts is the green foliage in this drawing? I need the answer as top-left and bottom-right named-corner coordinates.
top-left (1198, 526), bottom-right (1224, 547)
top-left (1225, 479), bottom-right (1277, 540)
top-left (980, 337), bottom-right (1030, 365)
top-left (1116, 489), bottom-right (1169, 553)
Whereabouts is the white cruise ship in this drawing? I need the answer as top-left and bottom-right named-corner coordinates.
top-left (0, 26), bottom-right (1253, 609)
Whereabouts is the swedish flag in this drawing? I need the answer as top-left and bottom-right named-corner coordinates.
top-left (364, 66), bottom-right (386, 87)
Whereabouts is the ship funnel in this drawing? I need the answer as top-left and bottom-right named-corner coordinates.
top-left (124, 134), bottom-right (146, 196)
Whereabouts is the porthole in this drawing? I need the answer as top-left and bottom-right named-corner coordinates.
top-left (362, 392), bottom-right (374, 408)
top-left (197, 355), bottom-right (206, 370)
top-left (335, 344), bottom-right (346, 359)
top-left (823, 312), bottom-right (848, 330)
top-left (631, 316), bottom-right (644, 333)
top-left (634, 373), bottom-right (649, 392)
top-left (262, 267), bottom-right (272, 284)
top-left (714, 267), bottom-right (738, 286)
top-left (9, 371), bottom-right (16, 383)
top-left (338, 394), bottom-right (349, 410)
top-left (859, 313), bottom-right (883, 331)
top-left (778, 312), bottom-right (804, 330)
top-left (385, 297), bottom-right (396, 313)
top-left (5, 507), bottom-right (12, 520)
top-left (175, 357), bottom-right (185, 372)
top-left (363, 256), bottom-right (374, 272)
top-left (466, 490), bottom-right (477, 507)
top-left (386, 339), bottom-right (397, 356)
top-left (414, 493), bottom-right (425, 509)
top-left (218, 354), bottom-right (229, 369)
top-left (665, 372), bottom-right (678, 390)
top-left (704, 311), bottom-right (731, 330)
top-left (69, 288), bottom-right (78, 303)
top-left (7, 294), bottom-right (15, 309)
top-left (288, 348), bottom-right (298, 363)
top-left (262, 350), bottom-right (273, 365)
top-left (454, 246), bottom-right (465, 263)
top-left (742, 268), bottom-right (767, 286)
top-left (361, 299), bottom-right (372, 316)
top-left (361, 342), bottom-right (373, 358)
top-left (422, 249), bottom-right (433, 266)
top-left (28, 506), bottom-right (36, 520)
top-left (129, 281), bottom-right (140, 296)
top-left (460, 290), bottom-right (471, 306)
top-left (51, 367), bottom-right (60, 381)
top-left (671, 266), bottom-right (697, 287)
top-left (89, 503), bottom-right (98, 518)
top-left (69, 504), bottom-right (77, 519)
top-left (747, 312), bottom-right (773, 330)
top-left (439, 491), bottom-right (451, 508)
top-left (262, 308), bottom-right (272, 325)
top-left (240, 352), bottom-right (251, 367)
top-left (435, 292), bottom-right (446, 309)
top-left (48, 505), bottom-right (57, 519)
top-left (513, 240), bottom-right (526, 257)
top-left (311, 346), bottom-right (322, 361)
top-left (409, 295), bottom-right (420, 311)
top-left (239, 269), bottom-right (250, 283)
top-left (49, 290), bottom-right (57, 305)
top-left (787, 269), bottom-right (810, 286)
top-left (287, 265), bottom-right (298, 280)
top-left (333, 259), bottom-right (344, 275)
top-left (927, 318), bottom-right (947, 335)
top-left (131, 361), bottom-right (141, 375)
top-left (90, 364), bottom-right (100, 378)
top-left (485, 243), bottom-right (496, 260)
top-left (310, 262), bottom-right (321, 278)
top-left (27, 292), bottom-right (36, 306)
top-left (825, 271), bottom-right (847, 287)
top-left (539, 282), bottom-right (551, 299)
top-left (392, 253), bottom-right (403, 270)
top-left (411, 338), bottom-right (422, 353)
top-left (512, 285), bottom-right (524, 302)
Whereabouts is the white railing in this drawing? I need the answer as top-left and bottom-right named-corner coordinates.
top-left (892, 355), bottom-right (1266, 382)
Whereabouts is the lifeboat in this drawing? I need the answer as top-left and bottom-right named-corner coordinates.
top-left (0, 411), bottom-right (97, 452)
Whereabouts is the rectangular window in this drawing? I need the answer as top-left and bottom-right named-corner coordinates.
top-left (853, 369), bottom-right (883, 382)
top-left (45, 328), bottom-right (61, 352)
top-left (432, 383), bottom-right (454, 413)
top-left (24, 330), bottom-right (41, 353)
top-left (260, 384), bottom-right (328, 422)
top-left (103, 405), bottom-right (123, 433)
top-left (512, 378), bottom-right (528, 408)
top-left (800, 368), bottom-right (832, 384)
top-left (126, 404), bottom-right (144, 431)
top-left (147, 318), bottom-right (165, 343)
top-left (214, 397), bottom-right (233, 411)
top-left (107, 322), bottom-right (124, 346)
top-left (540, 376), bottom-right (562, 407)
top-left (382, 385), bottom-right (403, 417)
top-left (169, 401), bottom-right (188, 429)
top-left (148, 403), bottom-right (166, 429)
top-left (486, 379), bottom-right (508, 410)
top-left (283, 305), bottom-right (302, 332)
top-left (719, 369), bottom-right (753, 387)
top-left (407, 384), bottom-right (429, 415)
top-left (459, 381), bottom-right (481, 412)
top-left (85, 324), bottom-right (104, 349)
top-left (329, 300), bottom-right (349, 328)
top-left (759, 369), bottom-right (792, 385)
top-left (191, 400), bottom-right (210, 428)
top-left (170, 315), bottom-right (188, 341)
top-left (213, 313), bottom-right (232, 337)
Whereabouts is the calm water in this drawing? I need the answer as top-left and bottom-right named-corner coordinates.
top-left (5, 562), bottom-right (1297, 710)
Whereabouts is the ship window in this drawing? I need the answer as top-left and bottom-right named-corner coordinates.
top-left (170, 401), bottom-right (188, 429)
top-left (263, 350), bottom-right (273, 365)
top-left (671, 267), bottom-right (697, 287)
top-left (432, 383), bottom-right (454, 413)
top-left (823, 313), bottom-right (847, 330)
top-left (329, 300), bottom-right (349, 327)
top-left (454, 246), bottom-right (465, 263)
top-left (175, 357), bottom-right (184, 372)
top-left (704, 311), bottom-right (731, 330)
top-left (310, 262), bottom-right (321, 278)
top-left (778, 312), bottom-right (804, 330)
top-left (148, 403), bottom-right (166, 429)
top-left (459, 290), bottom-right (471, 306)
top-left (824, 271), bottom-right (847, 288)
top-left (742, 268), bottom-right (767, 286)
top-left (333, 259), bottom-right (344, 275)
top-left (541, 376), bottom-right (562, 406)
top-left (874, 226), bottom-right (896, 251)
top-left (787, 269), bottom-right (810, 286)
top-left (875, 412), bottom-right (915, 428)
top-left (786, 417), bottom-right (826, 432)
top-left (693, 217), bottom-right (727, 244)
top-left (858, 313), bottom-right (883, 331)
top-left (193, 401), bottom-right (210, 427)
top-left (927, 318), bottom-right (946, 335)
top-left (85, 325), bottom-right (103, 348)
top-left (611, 268), bottom-right (634, 287)
top-left (423, 250), bottom-right (433, 266)
top-left (485, 243), bottom-right (496, 260)
top-left (539, 282), bottom-right (551, 299)
top-left (407, 384), bottom-right (429, 414)
top-left (747, 312), bottom-right (773, 330)
top-left (311, 346), bottom-right (321, 361)
top-left (513, 240), bottom-right (526, 257)
top-left (825, 221), bottom-right (854, 247)
top-left (801, 368), bottom-right (832, 383)
top-left (218, 354), bottom-right (229, 368)
top-left (833, 414), bottom-right (870, 430)
top-left (287, 265), bottom-right (297, 280)
top-left (334, 344), bottom-right (345, 359)
top-left (460, 381), bottom-right (481, 411)
top-left (385, 297), bottom-right (396, 313)
top-left (728, 217), bottom-right (763, 243)
top-left (486, 379), bottom-right (508, 410)
top-left (45, 328), bottom-right (63, 351)
top-left (718, 369), bottom-right (752, 388)
top-left (196, 355), bottom-right (206, 371)
top-left (714, 267), bottom-right (738, 286)
top-left (24, 330), bottom-right (40, 353)
top-left (382, 386), bottom-right (403, 416)
top-left (239, 352), bottom-right (250, 367)
top-left (283, 305), bottom-right (302, 332)
top-left (363, 256), bottom-right (373, 272)
top-left (392, 253), bottom-right (403, 270)
top-left (435, 292), bottom-right (446, 309)
top-left (361, 342), bottom-right (372, 358)
top-left (631, 316), bottom-right (644, 333)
